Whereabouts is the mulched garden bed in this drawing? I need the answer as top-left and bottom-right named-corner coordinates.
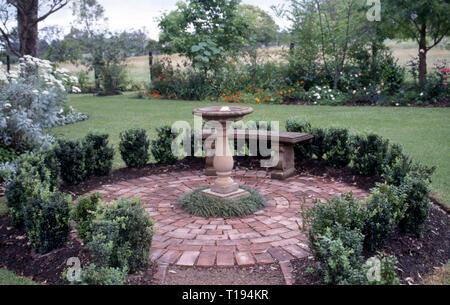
top-left (291, 204), bottom-right (450, 285)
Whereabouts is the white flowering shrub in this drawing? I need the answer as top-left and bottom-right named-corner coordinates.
top-left (305, 86), bottom-right (346, 105)
top-left (0, 56), bottom-right (87, 153)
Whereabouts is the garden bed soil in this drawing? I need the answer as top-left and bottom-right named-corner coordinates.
top-left (291, 204), bottom-right (450, 285)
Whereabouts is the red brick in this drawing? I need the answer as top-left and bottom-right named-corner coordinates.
top-left (159, 250), bottom-right (182, 264)
top-left (216, 251), bottom-right (234, 267)
top-left (197, 252), bottom-right (216, 267)
top-left (270, 238), bottom-right (299, 247)
top-left (268, 247), bottom-right (294, 262)
top-left (235, 252), bottom-right (256, 267)
top-left (261, 227), bottom-right (291, 236)
top-left (149, 248), bottom-right (166, 262)
top-left (283, 244), bottom-right (308, 259)
top-left (250, 235), bottom-right (282, 244)
top-left (254, 252), bottom-right (275, 265)
top-left (176, 251), bottom-right (200, 266)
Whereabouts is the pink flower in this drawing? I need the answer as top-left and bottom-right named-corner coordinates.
top-left (441, 68), bottom-right (446, 74)
top-left (447, 68), bottom-right (450, 73)
top-left (443, 83), bottom-right (448, 86)
top-left (419, 49), bottom-right (425, 54)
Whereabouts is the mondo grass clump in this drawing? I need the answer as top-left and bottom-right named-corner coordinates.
top-left (177, 186), bottom-right (266, 218)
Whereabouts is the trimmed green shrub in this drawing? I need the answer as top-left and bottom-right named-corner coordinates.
top-left (285, 118), bottom-right (313, 160)
top-left (363, 184), bottom-right (406, 251)
top-left (0, 145), bottom-right (20, 163)
top-left (86, 197), bottom-right (154, 273)
top-left (23, 189), bottom-right (71, 254)
top-left (323, 128), bottom-right (352, 168)
top-left (5, 154), bottom-right (53, 227)
top-left (312, 227), bottom-right (365, 285)
top-left (399, 171), bottom-right (432, 236)
top-left (353, 134), bottom-right (389, 176)
top-left (77, 264), bottom-right (127, 285)
top-left (71, 192), bottom-right (102, 242)
top-left (303, 192), bottom-right (367, 238)
top-left (362, 253), bottom-right (400, 285)
top-left (382, 151), bottom-right (412, 186)
top-left (177, 186), bottom-right (266, 218)
top-left (151, 125), bottom-right (178, 164)
top-left (310, 127), bottom-right (327, 160)
top-left (83, 133), bottom-right (114, 176)
top-left (53, 139), bottom-right (86, 185)
top-left (119, 129), bottom-right (150, 168)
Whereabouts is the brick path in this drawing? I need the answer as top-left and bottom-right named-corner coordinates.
top-left (91, 170), bottom-right (369, 268)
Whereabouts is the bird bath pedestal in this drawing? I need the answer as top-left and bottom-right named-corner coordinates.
top-left (193, 105), bottom-right (254, 200)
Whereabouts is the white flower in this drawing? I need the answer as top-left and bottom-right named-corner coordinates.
top-left (42, 90), bottom-right (49, 95)
top-left (395, 103), bottom-right (399, 106)
top-left (420, 92), bottom-right (424, 96)
top-left (3, 103), bottom-right (12, 108)
top-left (328, 89), bottom-right (332, 92)
top-left (32, 89), bottom-right (39, 94)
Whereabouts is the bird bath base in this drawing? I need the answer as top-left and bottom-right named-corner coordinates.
top-left (202, 188), bottom-right (250, 200)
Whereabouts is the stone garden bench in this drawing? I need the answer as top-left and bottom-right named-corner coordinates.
top-left (201, 129), bottom-right (314, 180)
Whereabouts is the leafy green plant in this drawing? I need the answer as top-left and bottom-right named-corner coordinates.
top-left (5, 154), bottom-right (53, 227)
top-left (399, 171), bottom-right (432, 236)
top-left (177, 186), bottom-right (266, 218)
top-left (71, 193), bottom-right (102, 242)
top-left (83, 133), bottom-right (114, 176)
top-left (191, 40), bottom-right (225, 73)
top-left (302, 192), bottom-right (367, 240)
top-left (119, 129), bottom-right (150, 168)
top-left (285, 118), bottom-right (313, 160)
top-left (312, 227), bottom-right (365, 285)
top-left (362, 253), bottom-right (400, 285)
top-left (53, 139), bottom-right (86, 186)
top-left (323, 128), bottom-right (353, 168)
top-left (151, 125), bottom-right (178, 165)
top-left (65, 263), bottom-right (127, 285)
top-left (310, 127), bottom-right (328, 160)
top-left (23, 190), bottom-right (71, 254)
top-left (86, 197), bottom-right (154, 273)
top-left (352, 134), bottom-right (389, 176)
top-left (363, 184), bottom-right (406, 251)
top-left (382, 144), bottom-right (412, 186)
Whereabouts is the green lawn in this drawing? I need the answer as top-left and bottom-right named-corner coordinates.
top-left (49, 94), bottom-right (450, 208)
top-left (0, 269), bottom-right (37, 285)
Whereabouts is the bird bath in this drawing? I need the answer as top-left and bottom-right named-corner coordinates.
top-left (193, 105), bottom-right (254, 199)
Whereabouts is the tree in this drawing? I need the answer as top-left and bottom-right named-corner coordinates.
top-left (0, 0), bottom-right (69, 57)
top-left (158, 0), bottom-right (248, 64)
top-left (71, 0), bottom-right (107, 90)
top-left (239, 4), bottom-right (279, 46)
top-left (385, 0), bottom-right (450, 86)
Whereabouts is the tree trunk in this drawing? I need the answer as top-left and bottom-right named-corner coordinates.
top-left (418, 28), bottom-right (427, 87)
top-left (17, 0), bottom-right (39, 57)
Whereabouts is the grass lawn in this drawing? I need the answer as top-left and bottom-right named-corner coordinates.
top-left (49, 94), bottom-right (450, 208)
top-left (0, 269), bottom-right (37, 285)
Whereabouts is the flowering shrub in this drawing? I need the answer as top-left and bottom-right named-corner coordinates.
top-left (0, 56), bottom-right (86, 153)
top-left (303, 85), bottom-right (347, 105)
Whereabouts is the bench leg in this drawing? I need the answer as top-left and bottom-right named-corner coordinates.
top-left (270, 143), bottom-right (295, 180)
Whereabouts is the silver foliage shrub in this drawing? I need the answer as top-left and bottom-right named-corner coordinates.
top-left (0, 56), bottom-right (87, 153)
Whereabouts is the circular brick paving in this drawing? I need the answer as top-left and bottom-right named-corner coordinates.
top-left (91, 170), bottom-right (369, 268)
